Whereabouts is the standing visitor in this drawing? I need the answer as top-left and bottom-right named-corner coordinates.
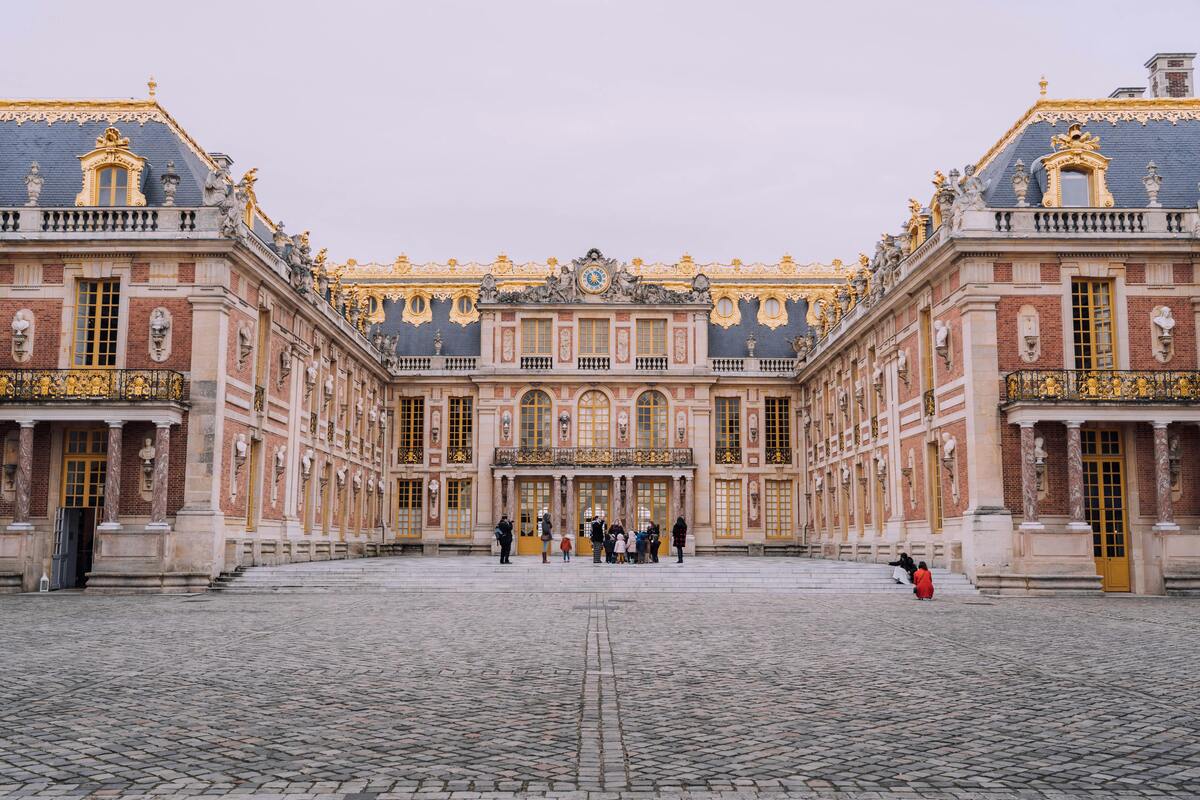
top-left (672, 516), bottom-right (687, 564)
top-left (635, 529), bottom-right (647, 564)
top-left (590, 516), bottom-right (605, 564)
top-left (648, 522), bottom-right (660, 564)
top-left (912, 561), bottom-right (935, 600)
top-left (607, 520), bottom-right (624, 564)
top-left (496, 514), bottom-right (513, 565)
top-left (615, 531), bottom-right (627, 564)
top-left (540, 513), bottom-right (553, 564)
top-left (560, 531), bottom-right (572, 562)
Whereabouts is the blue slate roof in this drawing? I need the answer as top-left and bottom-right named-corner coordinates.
top-left (0, 118), bottom-right (210, 207)
top-left (708, 298), bottom-right (810, 358)
top-left (375, 298), bottom-right (482, 356)
top-left (980, 117), bottom-right (1200, 208)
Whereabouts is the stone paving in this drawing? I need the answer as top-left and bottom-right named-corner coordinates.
top-left (2, 565), bottom-right (1200, 799)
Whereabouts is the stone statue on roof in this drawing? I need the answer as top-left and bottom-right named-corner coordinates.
top-left (957, 163), bottom-right (989, 212)
top-left (479, 273), bottom-right (499, 303)
top-left (202, 166), bottom-right (231, 207)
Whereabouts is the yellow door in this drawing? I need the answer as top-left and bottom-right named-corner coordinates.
top-left (1082, 429), bottom-right (1130, 592)
top-left (517, 478), bottom-right (552, 555)
top-left (635, 479), bottom-right (670, 556)
top-left (576, 479), bottom-right (611, 555)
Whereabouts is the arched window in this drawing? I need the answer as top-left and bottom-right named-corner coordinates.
top-left (717, 297), bottom-right (735, 317)
top-left (1060, 168), bottom-right (1091, 207)
top-left (520, 390), bottom-right (552, 450)
top-left (96, 166), bottom-right (129, 206)
top-left (636, 390), bottom-right (667, 449)
top-left (577, 391), bottom-right (610, 448)
top-left (456, 295), bottom-right (473, 315)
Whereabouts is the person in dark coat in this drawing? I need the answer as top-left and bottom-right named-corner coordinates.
top-left (539, 513), bottom-right (553, 564)
top-left (607, 520), bottom-right (624, 564)
top-left (671, 516), bottom-right (687, 564)
top-left (887, 552), bottom-right (917, 584)
top-left (589, 516), bottom-right (605, 564)
top-left (648, 522), bottom-right (661, 563)
top-left (496, 515), bottom-right (513, 564)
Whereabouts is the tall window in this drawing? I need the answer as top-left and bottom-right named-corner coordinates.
top-left (395, 479), bottom-right (422, 537)
top-left (714, 479), bottom-right (742, 538)
top-left (448, 397), bottom-right (473, 462)
top-left (1072, 279), bottom-right (1116, 370)
top-left (1060, 169), bottom-right (1091, 207)
top-left (715, 397), bottom-right (741, 462)
top-left (73, 280), bottom-right (120, 367)
top-left (635, 390), bottom-right (667, 449)
top-left (96, 166), bottom-right (129, 206)
top-left (765, 479), bottom-right (792, 538)
top-left (927, 442), bottom-right (943, 533)
top-left (764, 397), bottom-right (791, 463)
top-left (577, 390), bottom-right (610, 447)
top-left (397, 397), bottom-right (424, 463)
top-left (445, 478), bottom-right (472, 538)
top-left (579, 319), bottom-right (610, 355)
top-left (918, 307), bottom-right (933, 389)
top-left (521, 318), bottom-right (552, 354)
top-left (636, 319), bottom-right (667, 356)
top-left (520, 390), bottom-right (552, 449)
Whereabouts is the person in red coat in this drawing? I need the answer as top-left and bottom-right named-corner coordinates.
top-left (912, 561), bottom-right (934, 600)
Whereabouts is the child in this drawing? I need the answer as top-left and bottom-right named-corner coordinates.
top-left (912, 561), bottom-right (934, 600)
top-left (615, 532), bottom-right (627, 564)
top-left (560, 532), bottom-right (572, 562)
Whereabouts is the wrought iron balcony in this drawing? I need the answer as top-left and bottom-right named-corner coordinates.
top-left (715, 446), bottom-right (742, 464)
top-left (0, 369), bottom-right (185, 403)
top-left (446, 446), bottom-right (473, 464)
top-left (493, 447), bottom-right (694, 468)
top-left (1004, 369), bottom-right (1200, 403)
top-left (765, 446), bottom-right (793, 465)
top-left (397, 446), bottom-right (424, 464)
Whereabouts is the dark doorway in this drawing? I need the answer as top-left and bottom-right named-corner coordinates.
top-left (51, 507), bottom-right (97, 590)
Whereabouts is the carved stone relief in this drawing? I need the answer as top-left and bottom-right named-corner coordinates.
top-left (1018, 305), bottom-right (1041, 363)
top-left (673, 328), bottom-right (687, 364)
top-left (149, 307), bottom-right (172, 363)
top-left (236, 323), bottom-right (253, 369)
top-left (558, 328), bottom-right (571, 362)
top-left (501, 328), bottom-right (515, 363)
top-left (616, 329), bottom-right (630, 363)
top-left (933, 319), bottom-right (952, 369)
top-left (10, 310), bottom-right (33, 364)
top-left (1151, 306), bottom-right (1176, 363)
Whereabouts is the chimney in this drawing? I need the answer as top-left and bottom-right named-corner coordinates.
top-left (1108, 86), bottom-right (1146, 99)
top-left (209, 152), bottom-right (235, 170)
top-left (1145, 52), bottom-right (1196, 98)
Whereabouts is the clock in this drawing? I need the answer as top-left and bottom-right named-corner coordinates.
top-left (579, 264), bottom-right (610, 294)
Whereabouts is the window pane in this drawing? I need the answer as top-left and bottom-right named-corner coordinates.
top-left (1061, 170), bottom-right (1090, 207)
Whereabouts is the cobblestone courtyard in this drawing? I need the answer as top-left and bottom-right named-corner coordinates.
top-left (3, 578), bottom-right (1200, 800)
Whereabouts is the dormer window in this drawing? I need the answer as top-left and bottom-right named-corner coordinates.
top-left (75, 126), bottom-right (146, 207)
top-left (1060, 168), bottom-right (1090, 207)
top-left (96, 166), bottom-right (129, 206)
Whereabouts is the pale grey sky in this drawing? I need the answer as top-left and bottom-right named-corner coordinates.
top-left (8, 1), bottom-right (1200, 265)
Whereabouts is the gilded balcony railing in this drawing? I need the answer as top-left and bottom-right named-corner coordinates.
top-left (493, 447), bottom-right (694, 467)
top-left (765, 446), bottom-right (792, 465)
top-left (446, 447), bottom-right (473, 464)
top-left (397, 446), bottom-right (424, 464)
top-left (715, 446), bottom-right (742, 464)
top-left (0, 369), bottom-right (185, 403)
top-left (1004, 369), bottom-right (1200, 403)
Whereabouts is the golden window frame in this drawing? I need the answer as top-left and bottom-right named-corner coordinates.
top-left (75, 127), bottom-right (147, 207)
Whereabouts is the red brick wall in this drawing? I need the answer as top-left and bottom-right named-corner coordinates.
top-left (117, 422), bottom-right (187, 517)
top-left (0, 300), bottom-right (62, 369)
top-left (125, 298), bottom-right (192, 371)
top-left (934, 307), bottom-right (963, 385)
top-left (226, 309), bottom-right (255, 387)
top-left (1126, 263), bottom-right (1145, 285)
top-left (261, 431), bottom-right (288, 521)
top-left (940, 419), bottom-right (968, 519)
top-left (901, 434), bottom-right (926, 523)
top-left (178, 263), bottom-right (195, 284)
top-left (1041, 263), bottom-right (1060, 284)
top-left (1126, 296), bottom-right (1195, 369)
top-left (997, 296), bottom-right (1065, 372)
top-left (1174, 263), bottom-right (1193, 285)
top-left (43, 264), bottom-right (63, 284)
top-left (896, 331), bottom-right (920, 406)
top-left (131, 263), bottom-right (150, 284)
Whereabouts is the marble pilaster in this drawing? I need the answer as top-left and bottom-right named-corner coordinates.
top-left (1018, 422), bottom-right (1042, 530)
top-left (1152, 422), bottom-right (1179, 532)
top-left (7, 421), bottom-right (34, 530)
top-left (99, 420), bottom-right (123, 531)
top-left (1065, 421), bottom-right (1090, 532)
top-left (148, 421), bottom-right (171, 531)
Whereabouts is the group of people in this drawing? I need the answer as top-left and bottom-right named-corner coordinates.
top-left (493, 513), bottom-right (689, 565)
top-left (888, 552), bottom-right (934, 600)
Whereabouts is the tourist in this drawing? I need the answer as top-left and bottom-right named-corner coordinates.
top-left (672, 516), bottom-right (687, 564)
top-left (540, 513), bottom-right (553, 564)
top-left (496, 515), bottom-right (513, 565)
top-left (590, 516), bottom-right (605, 564)
top-left (888, 552), bottom-right (916, 585)
top-left (648, 522), bottom-right (661, 564)
top-left (560, 531), bottom-right (572, 562)
top-left (635, 528), bottom-right (648, 564)
top-left (608, 520), bottom-right (625, 563)
top-left (615, 530), bottom-right (627, 564)
top-left (912, 561), bottom-right (934, 600)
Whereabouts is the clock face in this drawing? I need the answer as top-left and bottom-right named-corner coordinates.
top-left (580, 265), bottom-right (610, 294)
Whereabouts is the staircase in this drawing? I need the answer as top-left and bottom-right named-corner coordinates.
top-left (215, 556), bottom-right (978, 595)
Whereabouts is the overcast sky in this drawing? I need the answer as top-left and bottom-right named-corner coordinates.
top-left (9, 1), bottom-right (1200, 266)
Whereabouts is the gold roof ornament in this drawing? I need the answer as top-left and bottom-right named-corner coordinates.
top-left (147, 75), bottom-right (157, 99)
top-left (931, 170), bottom-right (946, 188)
top-left (1039, 76), bottom-right (1048, 97)
top-left (1051, 122), bottom-right (1102, 152)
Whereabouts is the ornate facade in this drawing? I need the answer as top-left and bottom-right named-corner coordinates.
top-left (2, 52), bottom-right (1200, 594)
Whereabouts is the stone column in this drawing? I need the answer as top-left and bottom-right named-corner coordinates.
top-left (552, 473), bottom-right (563, 539)
top-left (1018, 422), bottom-right (1043, 530)
top-left (565, 475), bottom-right (575, 539)
top-left (7, 420), bottom-right (35, 530)
top-left (97, 420), bottom-right (124, 531)
top-left (1065, 421), bottom-right (1090, 532)
top-left (683, 475), bottom-right (693, 523)
top-left (492, 475), bottom-right (504, 524)
top-left (147, 421), bottom-right (172, 531)
top-left (1152, 421), bottom-right (1179, 532)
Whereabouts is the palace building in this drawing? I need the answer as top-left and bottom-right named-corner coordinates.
top-left (2, 52), bottom-right (1199, 594)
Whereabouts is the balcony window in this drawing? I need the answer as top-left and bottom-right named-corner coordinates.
top-left (1060, 169), bottom-right (1091, 208)
top-left (635, 390), bottom-right (667, 449)
top-left (764, 396), bottom-right (791, 463)
top-left (579, 319), bottom-right (609, 355)
top-left (715, 397), bottom-right (741, 463)
top-left (520, 389), bottom-right (552, 449)
top-left (447, 396), bottom-right (473, 462)
top-left (577, 390), bottom-right (610, 447)
top-left (522, 318), bottom-right (552, 355)
top-left (1072, 279), bottom-right (1116, 370)
top-left (96, 166), bottom-right (129, 206)
top-left (73, 280), bottom-right (120, 367)
top-left (636, 319), bottom-right (666, 356)
top-left (397, 397), bottom-right (424, 463)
